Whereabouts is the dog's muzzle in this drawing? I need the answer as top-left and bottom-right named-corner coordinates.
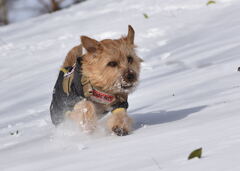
top-left (121, 69), bottom-right (137, 89)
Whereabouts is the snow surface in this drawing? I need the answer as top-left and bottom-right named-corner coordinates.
top-left (6, 0), bottom-right (82, 24)
top-left (0, 0), bottom-right (240, 170)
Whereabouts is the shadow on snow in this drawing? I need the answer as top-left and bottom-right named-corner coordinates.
top-left (131, 105), bottom-right (207, 130)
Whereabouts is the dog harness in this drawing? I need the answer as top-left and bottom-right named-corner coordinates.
top-left (50, 56), bottom-right (128, 125)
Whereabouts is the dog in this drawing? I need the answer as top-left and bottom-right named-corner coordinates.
top-left (50, 25), bottom-right (142, 136)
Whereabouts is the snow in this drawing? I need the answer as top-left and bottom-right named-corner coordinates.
top-left (6, 0), bottom-right (80, 24)
top-left (0, 0), bottom-right (240, 170)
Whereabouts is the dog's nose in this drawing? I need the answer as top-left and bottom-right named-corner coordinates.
top-left (127, 73), bottom-right (135, 82)
top-left (124, 70), bottom-right (136, 83)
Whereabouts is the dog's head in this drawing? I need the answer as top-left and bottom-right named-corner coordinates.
top-left (81, 25), bottom-right (142, 94)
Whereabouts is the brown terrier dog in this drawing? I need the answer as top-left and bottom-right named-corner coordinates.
top-left (50, 25), bottom-right (142, 136)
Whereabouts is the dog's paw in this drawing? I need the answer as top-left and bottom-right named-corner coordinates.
top-left (112, 126), bottom-right (129, 136)
top-left (80, 121), bottom-right (96, 133)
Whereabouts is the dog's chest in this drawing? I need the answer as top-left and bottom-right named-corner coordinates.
top-left (93, 102), bottom-right (113, 116)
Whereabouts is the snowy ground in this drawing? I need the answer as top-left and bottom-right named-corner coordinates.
top-left (0, 0), bottom-right (240, 170)
top-left (5, 0), bottom-right (82, 24)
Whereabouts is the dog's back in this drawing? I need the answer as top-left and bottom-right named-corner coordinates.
top-left (63, 44), bottom-right (82, 67)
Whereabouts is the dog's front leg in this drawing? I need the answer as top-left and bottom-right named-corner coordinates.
top-left (107, 108), bottom-right (132, 136)
top-left (66, 100), bottom-right (97, 132)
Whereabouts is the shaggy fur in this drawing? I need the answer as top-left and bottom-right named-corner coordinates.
top-left (63, 25), bottom-right (142, 135)
top-left (63, 44), bottom-right (82, 67)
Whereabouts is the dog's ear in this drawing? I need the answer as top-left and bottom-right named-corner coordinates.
top-left (127, 25), bottom-right (135, 45)
top-left (81, 36), bottom-right (103, 53)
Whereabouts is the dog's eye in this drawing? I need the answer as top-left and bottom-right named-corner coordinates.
top-left (107, 61), bottom-right (118, 67)
top-left (127, 56), bottom-right (133, 64)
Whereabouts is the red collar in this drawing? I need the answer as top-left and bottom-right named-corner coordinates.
top-left (90, 88), bottom-right (115, 105)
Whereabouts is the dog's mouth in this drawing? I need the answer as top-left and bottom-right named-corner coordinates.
top-left (120, 81), bottom-right (138, 91)
top-left (121, 84), bottom-right (133, 89)
top-left (111, 77), bottom-right (138, 93)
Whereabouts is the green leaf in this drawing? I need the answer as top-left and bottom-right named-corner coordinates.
top-left (188, 147), bottom-right (202, 160)
top-left (143, 13), bottom-right (149, 19)
top-left (207, 1), bottom-right (216, 6)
